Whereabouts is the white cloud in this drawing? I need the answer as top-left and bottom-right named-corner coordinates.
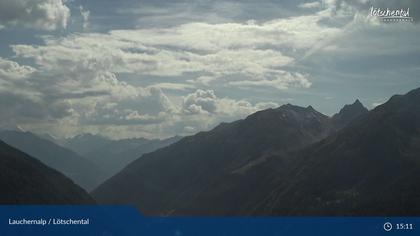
top-left (187, 76), bottom-right (217, 87)
top-left (182, 89), bottom-right (278, 116)
top-left (0, 0), bottom-right (70, 31)
top-left (299, 2), bottom-right (321, 9)
top-left (0, 57), bottom-right (36, 80)
top-left (79, 5), bottom-right (90, 30)
top-left (183, 89), bottom-right (218, 115)
top-left (371, 101), bottom-right (385, 108)
top-left (0, 57), bottom-right (74, 129)
top-left (111, 15), bottom-right (341, 52)
top-left (164, 89), bottom-right (279, 136)
top-left (11, 12), bottom-right (344, 92)
top-left (0, 54), bottom-right (178, 137)
top-left (183, 126), bottom-right (196, 133)
top-left (229, 72), bottom-right (311, 90)
top-left (13, 33), bottom-right (296, 79)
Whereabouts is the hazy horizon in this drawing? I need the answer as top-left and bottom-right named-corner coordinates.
top-left (0, 97), bottom-right (368, 140)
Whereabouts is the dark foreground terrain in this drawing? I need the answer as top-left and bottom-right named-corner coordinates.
top-left (0, 141), bottom-right (93, 204)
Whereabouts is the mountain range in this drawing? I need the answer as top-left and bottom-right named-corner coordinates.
top-left (1, 87), bottom-right (419, 216)
top-left (251, 88), bottom-right (420, 215)
top-left (0, 130), bottom-right (182, 191)
top-left (62, 134), bottom-right (182, 178)
top-left (93, 87), bottom-right (420, 216)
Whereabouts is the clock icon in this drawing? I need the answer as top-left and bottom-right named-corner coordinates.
top-left (384, 222), bottom-right (393, 232)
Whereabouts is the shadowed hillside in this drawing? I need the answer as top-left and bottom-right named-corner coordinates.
top-left (0, 141), bottom-right (94, 204)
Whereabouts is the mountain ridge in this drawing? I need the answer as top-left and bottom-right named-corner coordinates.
top-left (93, 99), bottom-right (340, 215)
top-left (93, 87), bottom-right (420, 216)
top-left (0, 140), bottom-right (94, 204)
top-left (0, 130), bottom-right (106, 191)
top-left (252, 87), bottom-right (420, 215)
top-left (331, 99), bottom-right (369, 128)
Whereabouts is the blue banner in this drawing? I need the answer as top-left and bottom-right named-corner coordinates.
top-left (0, 206), bottom-right (418, 236)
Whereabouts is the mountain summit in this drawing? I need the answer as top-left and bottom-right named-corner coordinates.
top-left (93, 103), bottom-right (332, 215)
top-left (254, 87), bottom-right (420, 215)
top-left (332, 99), bottom-right (369, 128)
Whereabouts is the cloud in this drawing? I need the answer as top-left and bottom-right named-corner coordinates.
top-left (298, 1), bottom-right (321, 9)
top-left (168, 89), bottom-right (279, 135)
top-left (0, 0), bottom-right (70, 31)
top-left (371, 101), bottom-right (385, 108)
top-left (229, 72), bottom-right (311, 90)
top-left (0, 57), bottom-right (36, 80)
top-left (0, 57), bottom-right (74, 128)
top-left (11, 13), bottom-right (344, 92)
top-left (187, 76), bottom-right (217, 87)
top-left (0, 55), bottom-right (177, 136)
top-left (182, 89), bottom-right (278, 116)
top-left (110, 16), bottom-right (340, 52)
top-left (183, 89), bottom-right (218, 115)
top-left (148, 83), bottom-right (194, 91)
top-left (4, 0), bottom-right (418, 139)
top-left (79, 5), bottom-right (90, 30)
top-left (2, 2), bottom-right (349, 138)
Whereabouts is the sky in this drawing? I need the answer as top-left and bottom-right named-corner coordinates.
top-left (0, 0), bottom-right (419, 139)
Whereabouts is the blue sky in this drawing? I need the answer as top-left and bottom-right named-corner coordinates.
top-left (0, 0), bottom-right (419, 139)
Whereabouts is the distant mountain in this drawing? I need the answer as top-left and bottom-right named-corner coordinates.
top-left (253, 87), bottom-right (420, 215)
top-left (61, 133), bottom-right (182, 178)
top-left (85, 136), bottom-right (182, 177)
top-left (93, 87), bottom-right (420, 216)
top-left (93, 104), bottom-right (333, 215)
top-left (0, 141), bottom-right (93, 204)
top-left (28, 132), bottom-right (182, 182)
top-left (0, 124), bottom-right (26, 133)
top-left (37, 133), bottom-right (64, 146)
top-left (0, 131), bottom-right (106, 191)
top-left (332, 99), bottom-right (369, 128)
top-left (63, 134), bottom-right (111, 156)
